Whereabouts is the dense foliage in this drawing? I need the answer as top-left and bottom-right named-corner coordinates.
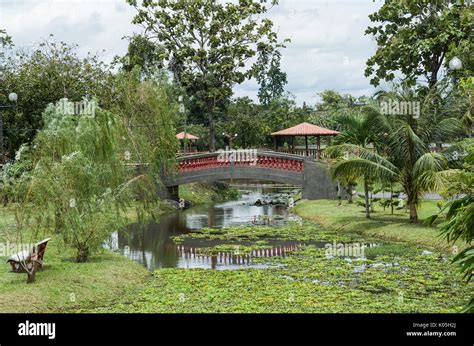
top-left (429, 139), bottom-right (474, 312)
top-left (365, 0), bottom-right (473, 87)
top-left (0, 36), bottom-right (115, 155)
top-left (9, 102), bottom-right (130, 263)
top-left (4, 71), bottom-right (179, 266)
top-left (127, 0), bottom-right (287, 151)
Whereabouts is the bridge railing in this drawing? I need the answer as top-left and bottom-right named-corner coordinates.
top-left (177, 150), bottom-right (306, 174)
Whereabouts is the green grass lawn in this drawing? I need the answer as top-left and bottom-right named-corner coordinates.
top-left (0, 206), bottom-right (150, 313)
top-left (294, 199), bottom-right (465, 253)
top-left (0, 250), bottom-right (149, 313)
top-left (180, 182), bottom-right (240, 205)
top-left (0, 183), bottom-right (240, 313)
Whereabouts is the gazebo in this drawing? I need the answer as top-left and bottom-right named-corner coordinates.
top-left (176, 132), bottom-right (200, 154)
top-left (271, 122), bottom-right (340, 159)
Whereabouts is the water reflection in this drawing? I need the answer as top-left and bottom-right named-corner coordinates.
top-left (109, 185), bottom-right (302, 270)
top-left (175, 242), bottom-right (304, 270)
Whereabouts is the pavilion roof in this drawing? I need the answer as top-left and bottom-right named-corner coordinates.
top-left (176, 132), bottom-right (199, 140)
top-left (271, 122), bottom-right (340, 136)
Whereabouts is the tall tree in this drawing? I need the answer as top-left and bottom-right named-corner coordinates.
top-left (8, 102), bottom-right (131, 265)
top-left (225, 97), bottom-right (266, 148)
top-left (0, 29), bottom-right (12, 60)
top-left (127, 0), bottom-right (286, 151)
top-left (4, 70), bottom-right (178, 268)
top-left (255, 49), bottom-right (287, 105)
top-left (329, 144), bottom-right (396, 219)
top-left (310, 90), bottom-right (363, 130)
top-left (332, 109), bottom-right (380, 209)
top-left (365, 0), bottom-right (473, 87)
top-left (117, 34), bottom-right (167, 79)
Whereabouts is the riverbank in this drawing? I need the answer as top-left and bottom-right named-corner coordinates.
top-left (180, 182), bottom-right (240, 205)
top-left (294, 199), bottom-right (466, 253)
top-left (0, 183), bottom-right (240, 313)
top-left (2, 193), bottom-right (471, 313)
top-left (88, 195), bottom-right (471, 313)
top-left (0, 205), bottom-right (150, 312)
top-left (0, 243), bottom-right (150, 313)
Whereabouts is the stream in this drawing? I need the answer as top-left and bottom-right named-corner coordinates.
top-left (107, 184), bottom-right (307, 270)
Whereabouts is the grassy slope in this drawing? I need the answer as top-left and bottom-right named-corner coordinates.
top-left (180, 182), bottom-right (240, 205)
top-left (0, 206), bottom-right (149, 313)
top-left (0, 183), bottom-right (239, 313)
top-left (294, 200), bottom-right (465, 253)
top-left (180, 183), bottom-right (216, 204)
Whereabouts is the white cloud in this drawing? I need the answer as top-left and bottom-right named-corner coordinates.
top-left (1, 0), bottom-right (137, 62)
top-left (1, 0), bottom-right (384, 105)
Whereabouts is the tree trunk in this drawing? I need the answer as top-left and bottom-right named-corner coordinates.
top-left (54, 208), bottom-right (64, 233)
top-left (337, 180), bottom-right (342, 206)
top-left (370, 191), bottom-right (374, 212)
top-left (207, 99), bottom-right (216, 152)
top-left (390, 188), bottom-right (394, 215)
top-left (409, 201), bottom-right (418, 223)
top-left (26, 262), bottom-right (38, 284)
top-left (76, 245), bottom-right (90, 263)
top-left (364, 179), bottom-right (370, 219)
top-left (347, 184), bottom-right (353, 204)
top-left (27, 270), bottom-right (36, 283)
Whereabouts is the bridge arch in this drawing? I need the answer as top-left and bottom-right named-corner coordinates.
top-left (160, 150), bottom-right (337, 201)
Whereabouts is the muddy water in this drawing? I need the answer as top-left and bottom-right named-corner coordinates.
top-left (108, 185), bottom-right (305, 270)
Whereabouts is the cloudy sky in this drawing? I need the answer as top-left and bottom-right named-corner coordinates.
top-left (0, 0), bottom-right (385, 105)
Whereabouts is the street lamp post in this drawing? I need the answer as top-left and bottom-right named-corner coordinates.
top-left (178, 95), bottom-right (187, 153)
top-left (449, 56), bottom-right (463, 88)
top-left (449, 56), bottom-right (462, 71)
top-left (0, 92), bottom-right (18, 164)
top-left (448, 56), bottom-right (468, 136)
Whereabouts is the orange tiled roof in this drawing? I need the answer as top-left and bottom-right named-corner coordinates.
top-left (271, 122), bottom-right (340, 136)
top-left (176, 132), bottom-right (199, 140)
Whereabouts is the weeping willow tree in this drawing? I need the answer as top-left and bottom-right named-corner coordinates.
top-left (9, 100), bottom-right (131, 265)
top-left (7, 71), bottom-right (178, 273)
top-left (112, 70), bottom-right (179, 224)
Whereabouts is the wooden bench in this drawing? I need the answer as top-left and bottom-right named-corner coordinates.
top-left (6, 238), bottom-right (51, 273)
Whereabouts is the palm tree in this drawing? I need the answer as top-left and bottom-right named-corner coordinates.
top-left (427, 140), bottom-right (473, 312)
top-left (327, 83), bottom-right (466, 222)
top-left (330, 114), bottom-right (464, 222)
top-left (333, 109), bottom-right (379, 148)
top-left (330, 145), bottom-right (454, 222)
top-left (329, 108), bottom-right (380, 210)
top-left (378, 84), bottom-right (466, 221)
top-left (327, 144), bottom-right (397, 219)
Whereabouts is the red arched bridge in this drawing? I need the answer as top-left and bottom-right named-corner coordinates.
top-left (160, 150), bottom-right (337, 201)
